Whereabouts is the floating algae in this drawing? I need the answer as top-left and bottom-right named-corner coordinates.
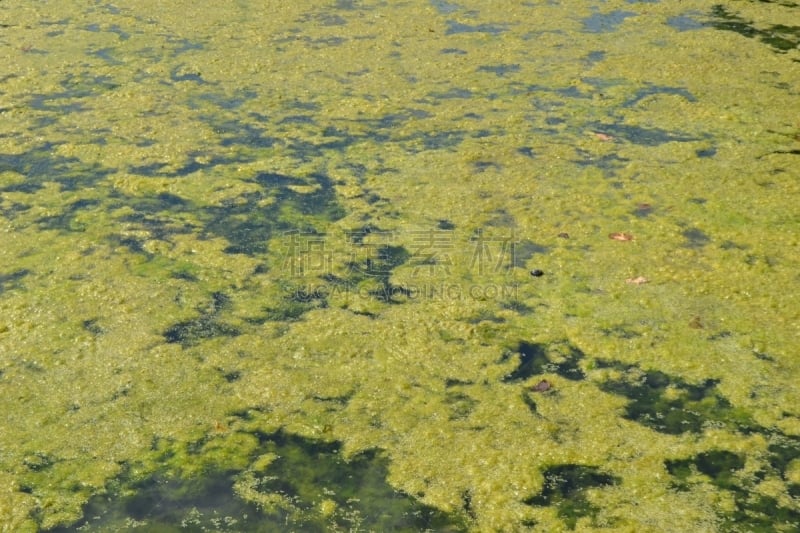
top-left (1, 0), bottom-right (799, 531)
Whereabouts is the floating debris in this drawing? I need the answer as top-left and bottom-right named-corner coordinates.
top-left (609, 232), bottom-right (634, 241)
top-left (530, 379), bottom-right (552, 392)
top-left (625, 276), bottom-right (649, 285)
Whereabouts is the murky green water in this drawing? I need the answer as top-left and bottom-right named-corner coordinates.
top-left (1, 0), bottom-right (799, 531)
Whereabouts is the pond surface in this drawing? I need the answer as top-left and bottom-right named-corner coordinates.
top-left (1, 0), bottom-right (799, 531)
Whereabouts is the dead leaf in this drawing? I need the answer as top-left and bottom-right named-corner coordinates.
top-left (609, 232), bottom-right (634, 241)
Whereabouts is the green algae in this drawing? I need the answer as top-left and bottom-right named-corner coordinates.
top-left (1, 0), bottom-right (800, 531)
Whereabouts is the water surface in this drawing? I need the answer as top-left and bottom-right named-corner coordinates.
top-left (1, 0), bottom-right (799, 530)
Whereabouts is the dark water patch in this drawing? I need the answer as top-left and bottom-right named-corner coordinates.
top-left (632, 202), bottom-right (655, 217)
top-left (157, 35), bottom-right (204, 56)
top-left (467, 309), bottom-right (505, 325)
top-left (588, 123), bottom-right (700, 146)
top-left (595, 360), bottom-right (755, 434)
top-left (36, 198), bottom-right (101, 232)
top-left (768, 434), bottom-right (800, 480)
top-left (501, 299), bottom-right (534, 314)
top-left (666, 450), bottom-right (745, 492)
top-left (708, 5), bottom-right (800, 57)
top-left (622, 84), bottom-right (697, 107)
top-left (82, 318), bottom-right (105, 336)
top-left (260, 286), bottom-right (328, 322)
top-left (581, 10), bottom-right (636, 33)
top-left (473, 160), bottom-right (502, 173)
top-left (441, 47), bottom-right (468, 55)
top-left (163, 316), bottom-right (240, 346)
top-left (682, 227), bottom-right (711, 248)
top-left (327, 243), bottom-right (412, 304)
top-left (696, 147), bottom-right (717, 158)
top-left (128, 153), bottom-right (244, 178)
top-left (283, 131), bottom-right (370, 161)
top-left (573, 150), bottom-right (631, 177)
top-left (219, 369), bottom-right (241, 383)
top-left (51, 431), bottom-right (466, 532)
top-left (557, 85), bottom-right (590, 99)
top-left (445, 391), bottom-right (478, 420)
top-left (445, 378), bottom-right (474, 387)
top-left (176, 154), bottom-right (245, 177)
top-left (201, 89), bottom-right (260, 110)
top-left (170, 64), bottom-right (207, 83)
top-left (202, 172), bottom-right (344, 255)
top-left (511, 240), bottom-right (549, 269)
top-left (523, 464), bottom-right (620, 529)
top-left (428, 88), bottom-right (473, 99)
top-left (366, 247), bottom-right (414, 303)
top-left (521, 391), bottom-right (540, 415)
top-left (668, 13), bottom-right (706, 32)
top-left (163, 292), bottom-right (239, 346)
top-left (98, 23), bottom-right (129, 39)
top-left (118, 214), bottom-right (194, 243)
top-left (666, 446), bottom-right (800, 530)
top-left (501, 340), bottom-right (586, 383)
top-left (107, 233), bottom-right (146, 254)
top-left (248, 431), bottom-right (467, 531)
top-left (485, 209), bottom-right (515, 228)
top-left (0, 201), bottom-right (32, 220)
top-left (311, 390), bottom-right (353, 406)
top-left (720, 240), bottom-right (748, 251)
top-left (430, 0), bottom-right (461, 14)
top-left (600, 324), bottom-right (642, 339)
top-left (585, 50), bottom-right (606, 65)
top-left (23, 451), bottom-right (58, 472)
top-left (344, 223), bottom-right (384, 245)
top-left (90, 47), bottom-right (122, 65)
top-left (296, 11), bottom-right (348, 26)
top-left (0, 144), bottom-right (114, 192)
top-left (279, 114), bottom-right (316, 125)
top-left (289, 35), bottom-right (347, 49)
top-left (26, 75), bottom-right (118, 113)
top-left (128, 161), bottom-right (169, 176)
top-left (517, 146), bottom-right (535, 158)
top-left (477, 64), bottom-right (520, 77)
top-left (445, 21), bottom-right (507, 35)
top-left (0, 269), bottom-right (30, 294)
top-left (437, 219), bottom-right (456, 230)
top-left (122, 192), bottom-right (189, 213)
top-left (366, 244), bottom-right (411, 275)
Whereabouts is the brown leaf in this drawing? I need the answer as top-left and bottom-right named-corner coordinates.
top-left (609, 232), bottom-right (634, 241)
top-left (529, 379), bottom-right (552, 392)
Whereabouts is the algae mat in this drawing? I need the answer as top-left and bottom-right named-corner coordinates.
top-left (1, 0), bottom-right (800, 531)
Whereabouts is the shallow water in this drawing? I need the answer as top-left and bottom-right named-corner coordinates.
top-left (1, 0), bottom-right (799, 531)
